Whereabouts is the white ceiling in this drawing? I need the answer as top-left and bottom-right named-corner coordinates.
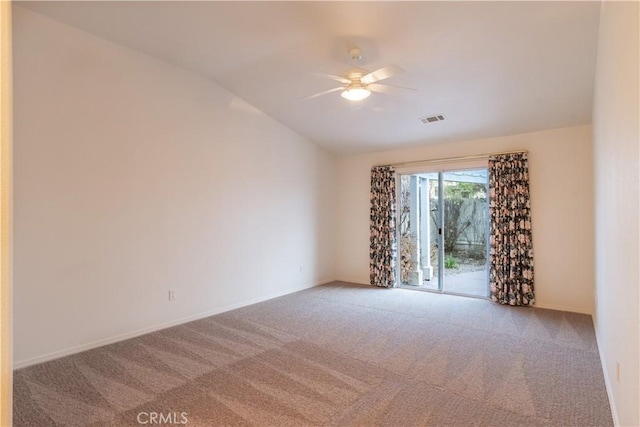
top-left (18, 1), bottom-right (601, 155)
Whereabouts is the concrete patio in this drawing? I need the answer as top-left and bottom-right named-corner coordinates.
top-left (405, 269), bottom-right (488, 298)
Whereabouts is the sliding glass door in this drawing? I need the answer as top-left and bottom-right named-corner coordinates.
top-left (398, 167), bottom-right (489, 297)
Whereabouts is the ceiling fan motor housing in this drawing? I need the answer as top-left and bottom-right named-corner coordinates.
top-left (343, 67), bottom-right (368, 83)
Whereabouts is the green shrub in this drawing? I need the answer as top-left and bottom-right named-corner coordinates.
top-left (445, 255), bottom-right (458, 269)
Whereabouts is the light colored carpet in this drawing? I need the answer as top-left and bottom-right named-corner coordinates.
top-left (14, 281), bottom-right (612, 426)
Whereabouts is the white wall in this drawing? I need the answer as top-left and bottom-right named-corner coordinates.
top-left (13, 7), bottom-right (336, 367)
top-left (592, 1), bottom-right (640, 425)
top-left (335, 125), bottom-right (594, 314)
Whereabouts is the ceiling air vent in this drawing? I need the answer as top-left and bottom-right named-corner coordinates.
top-left (420, 114), bottom-right (446, 124)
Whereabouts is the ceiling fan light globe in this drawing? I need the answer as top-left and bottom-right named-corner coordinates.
top-left (341, 87), bottom-right (371, 101)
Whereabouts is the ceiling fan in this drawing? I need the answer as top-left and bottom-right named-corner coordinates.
top-left (305, 47), bottom-right (413, 102)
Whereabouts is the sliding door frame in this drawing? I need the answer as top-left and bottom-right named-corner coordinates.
top-left (394, 159), bottom-right (489, 299)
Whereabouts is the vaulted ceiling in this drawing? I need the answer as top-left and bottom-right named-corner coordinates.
top-left (18, 1), bottom-right (601, 154)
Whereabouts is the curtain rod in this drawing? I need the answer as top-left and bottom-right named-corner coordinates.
top-left (385, 149), bottom-right (529, 168)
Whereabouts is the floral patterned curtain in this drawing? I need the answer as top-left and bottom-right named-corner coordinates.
top-left (370, 165), bottom-right (397, 288)
top-left (488, 152), bottom-right (535, 306)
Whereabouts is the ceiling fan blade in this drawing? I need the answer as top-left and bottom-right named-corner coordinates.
top-left (369, 83), bottom-right (417, 95)
top-left (361, 65), bottom-right (404, 85)
top-left (302, 86), bottom-right (344, 100)
top-left (311, 72), bottom-right (351, 85)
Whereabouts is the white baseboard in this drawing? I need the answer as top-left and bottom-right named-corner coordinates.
top-left (13, 280), bottom-right (329, 370)
top-left (533, 302), bottom-right (593, 315)
top-left (317, 277), bottom-right (338, 286)
top-left (592, 316), bottom-right (620, 426)
top-left (336, 280), bottom-right (597, 314)
top-left (334, 277), bottom-right (369, 286)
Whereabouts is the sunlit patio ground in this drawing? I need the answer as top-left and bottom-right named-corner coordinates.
top-left (403, 268), bottom-right (488, 298)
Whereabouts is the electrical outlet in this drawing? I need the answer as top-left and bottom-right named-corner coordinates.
top-left (168, 289), bottom-right (176, 301)
top-left (616, 361), bottom-right (620, 383)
